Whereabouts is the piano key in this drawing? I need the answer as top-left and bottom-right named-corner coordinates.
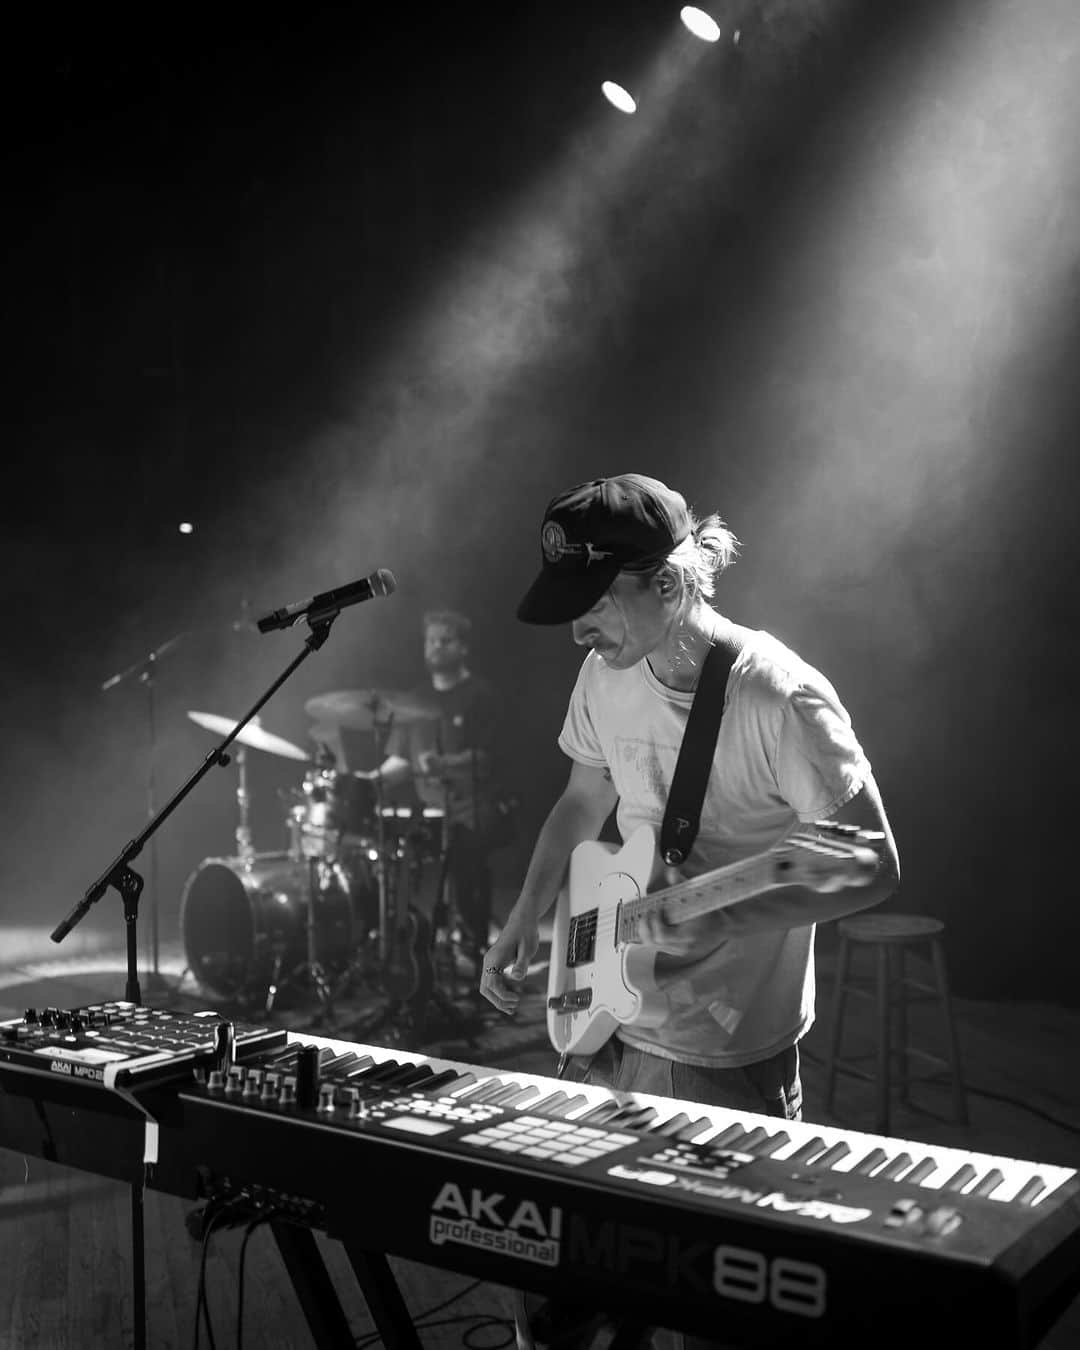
top-left (750, 1130), bottom-right (792, 1158)
top-left (1014, 1177), bottom-right (1047, 1206)
top-left (970, 1169), bottom-right (1005, 1199)
top-left (276, 1032), bottom-right (1077, 1208)
top-left (942, 1164), bottom-right (978, 1192)
top-left (810, 1141), bottom-right (852, 1169)
top-left (787, 1137), bottom-right (828, 1165)
top-left (647, 1111), bottom-right (692, 1137)
top-left (850, 1148), bottom-right (888, 1176)
top-left (876, 1152), bottom-right (913, 1181)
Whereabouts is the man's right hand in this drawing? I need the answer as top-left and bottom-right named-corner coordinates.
top-left (478, 920), bottom-right (539, 1015)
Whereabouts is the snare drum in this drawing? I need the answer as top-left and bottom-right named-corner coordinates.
top-left (290, 767), bottom-right (375, 860)
top-left (180, 854), bottom-right (371, 1000)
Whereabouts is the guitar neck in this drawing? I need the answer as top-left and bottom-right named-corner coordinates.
top-left (617, 853), bottom-right (781, 942)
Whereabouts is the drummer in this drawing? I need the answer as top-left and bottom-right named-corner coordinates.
top-left (360, 609), bottom-right (505, 969)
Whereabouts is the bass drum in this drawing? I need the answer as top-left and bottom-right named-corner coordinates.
top-left (180, 854), bottom-right (368, 1002)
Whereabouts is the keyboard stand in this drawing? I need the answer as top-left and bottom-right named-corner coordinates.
top-left (271, 1220), bottom-right (422, 1350)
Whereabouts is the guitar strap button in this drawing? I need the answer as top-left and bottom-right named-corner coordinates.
top-left (663, 848), bottom-right (684, 866)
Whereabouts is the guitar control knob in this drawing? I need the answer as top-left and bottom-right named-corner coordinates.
top-left (295, 1044), bottom-right (321, 1111)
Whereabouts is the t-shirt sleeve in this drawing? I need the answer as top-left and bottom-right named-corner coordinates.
top-left (557, 657), bottom-right (607, 767)
top-left (773, 676), bottom-right (871, 821)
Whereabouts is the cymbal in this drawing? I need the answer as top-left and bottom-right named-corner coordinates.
top-left (187, 710), bottom-right (310, 762)
top-left (304, 689), bottom-right (439, 730)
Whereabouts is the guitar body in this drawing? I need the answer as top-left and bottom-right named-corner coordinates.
top-left (546, 821), bottom-right (882, 1057)
top-left (547, 827), bottom-right (669, 1057)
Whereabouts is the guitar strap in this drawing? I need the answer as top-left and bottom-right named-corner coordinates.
top-left (659, 628), bottom-right (743, 867)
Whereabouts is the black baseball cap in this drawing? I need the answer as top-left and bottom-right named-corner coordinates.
top-left (517, 474), bottom-right (692, 625)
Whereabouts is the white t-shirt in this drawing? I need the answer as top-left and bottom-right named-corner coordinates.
top-left (557, 627), bottom-right (871, 1068)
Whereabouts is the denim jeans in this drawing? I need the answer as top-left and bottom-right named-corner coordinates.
top-left (563, 1036), bottom-right (803, 1121)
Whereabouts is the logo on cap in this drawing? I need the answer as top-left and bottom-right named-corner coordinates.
top-left (542, 521), bottom-right (613, 567)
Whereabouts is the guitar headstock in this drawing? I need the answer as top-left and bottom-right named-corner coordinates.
top-left (775, 823), bottom-right (883, 891)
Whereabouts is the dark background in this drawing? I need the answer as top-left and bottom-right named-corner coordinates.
top-left (2, 0), bottom-right (1077, 1000)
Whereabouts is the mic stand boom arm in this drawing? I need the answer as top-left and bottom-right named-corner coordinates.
top-left (49, 612), bottom-right (344, 1004)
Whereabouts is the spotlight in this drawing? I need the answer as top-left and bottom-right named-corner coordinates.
top-left (178, 521), bottom-right (195, 535)
top-left (680, 6), bottom-right (721, 42)
top-left (601, 81), bottom-right (637, 114)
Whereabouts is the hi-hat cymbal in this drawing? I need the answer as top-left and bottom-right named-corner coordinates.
top-left (187, 710), bottom-right (310, 762)
top-left (304, 689), bottom-right (439, 730)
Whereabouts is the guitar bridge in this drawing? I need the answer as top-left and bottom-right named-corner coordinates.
top-left (548, 989), bottom-right (592, 1014)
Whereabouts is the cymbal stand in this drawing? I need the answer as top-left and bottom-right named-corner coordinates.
top-left (235, 744), bottom-right (255, 862)
top-left (369, 713), bottom-right (394, 965)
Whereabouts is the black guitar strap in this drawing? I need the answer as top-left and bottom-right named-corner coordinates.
top-left (659, 629), bottom-right (743, 867)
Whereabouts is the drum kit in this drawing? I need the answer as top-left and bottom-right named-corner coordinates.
top-left (178, 689), bottom-right (464, 1031)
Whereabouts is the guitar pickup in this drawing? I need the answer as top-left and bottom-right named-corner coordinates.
top-left (548, 990), bottom-right (592, 1013)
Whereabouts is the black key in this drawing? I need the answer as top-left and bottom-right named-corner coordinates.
top-left (485, 1082), bottom-right (536, 1107)
top-left (457, 1078), bottom-right (512, 1103)
top-left (738, 1127), bottom-right (770, 1151)
top-left (420, 1068), bottom-right (468, 1094)
top-left (342, 1056), bottom-right (377, 1079)
top-left (498, 1084), bottom-right (542, 1108)
top-left (810, 1141), bottom-right (851, 1169)
top-left (942, 1164), bottom-right (977, 1192)
top-left (609, 1105), bottom-right (659, 1129)
top-left (531, 1091), bottom-right (572, 1116)
top-left (710, 1124), bottom-right (748, 1149)
top-left (970, 1168), bottom-right (1005, 1199)
top-left (673, 1117), bottom-right (715, 1142)
top-left (850, 1148), bottom-right (888, 1176)
top-left (904, 1158), bottom-right (938, 1185)
top-left (876, 1152), bottom-right (913, 1181)
top-left (752, 1131), bottom-right (792, 1158)
top-left (576, 1100), bottom-right (623, 1125)
top-left (648, 1112), bottom-right (691, 1137)
top-left (1014, 1176), bottom-right (1047, 1206)
top-left (787, 1137), bottom-right (827, 1164)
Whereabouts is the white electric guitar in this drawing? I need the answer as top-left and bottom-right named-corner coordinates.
top-left (546, 821), bottom-right (883, 1056)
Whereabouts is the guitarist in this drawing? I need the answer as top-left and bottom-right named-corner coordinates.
top-left (481, 473), bottom-right (900, 1121)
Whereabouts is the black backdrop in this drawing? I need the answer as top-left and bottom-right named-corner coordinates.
top-left (3, 0), bottom-right (1078, 1001)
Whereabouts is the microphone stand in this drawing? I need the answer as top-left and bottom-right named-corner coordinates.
top-left (53, 612), bottom-right (343, 993)
top-left (100, 631), bottom-right (190, 993)
top-left (53, 607), bottom-right (348, 1350)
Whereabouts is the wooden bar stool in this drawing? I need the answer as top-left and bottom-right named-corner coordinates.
top-left (822, 913), bottom-right (968, 1134)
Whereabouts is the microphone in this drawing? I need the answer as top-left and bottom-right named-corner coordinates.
top-left (256, 568), bottom-right (396, 633)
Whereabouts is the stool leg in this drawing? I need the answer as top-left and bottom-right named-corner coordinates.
top-left (929, 935), bottom-right (968, 1126)
top-left (891, 946), bottom-right (909, 1106)
top-left (823, 937), bottom-right (852, 1116)
top-left (875, 942), bottom-right (891, 1135)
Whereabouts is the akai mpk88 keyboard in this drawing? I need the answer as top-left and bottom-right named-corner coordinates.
top-left (2, 1018), bottom-right (1078, 1347)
